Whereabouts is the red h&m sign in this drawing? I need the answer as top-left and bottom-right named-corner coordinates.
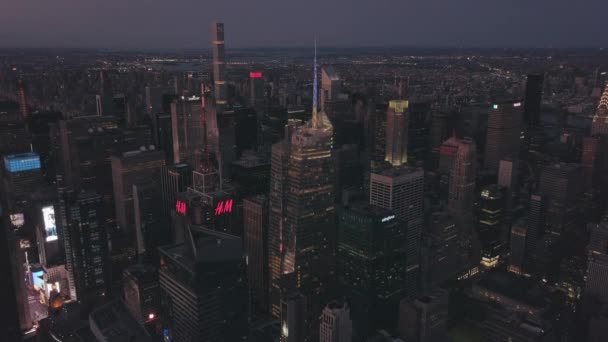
top-left (214, 199), bottom-right (233, 216)
top-left (176, 200), bottom-right (187, 215)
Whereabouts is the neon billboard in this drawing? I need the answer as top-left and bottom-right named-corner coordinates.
top-left (42, 206), bottom-right (58, 242)
top-left (176, 200), bottom-right (187, 215)
top-left (214, 199), bottom-right (233, 216)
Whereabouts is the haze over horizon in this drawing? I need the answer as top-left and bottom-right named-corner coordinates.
top-left (1, 0), bottom-right (606, 50)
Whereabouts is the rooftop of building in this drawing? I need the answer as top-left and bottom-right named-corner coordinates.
top-left (89, 300), bottom-right (152, 342)
top-left (325, 300), bottom-right (349, 311)
top-left (541, 162), bottom-right (581, 176)
top-left (232, 150), bottom-right (270, 168)
top-left (322, 66), bottom-right (340, 81)
top-left (158, 226), bottom-right (242, 273)
top-left (39, 301), bottom-right (95, 342)
top-left (124, 264), bottom-right (158, 282)
top-left (474, 270), bottom-right (548, 309)
top-left (4, 152), bottom-right (40, 160)
top-left (341, 201), bottom-right (395, 219)
top-left (372, 165), bottom-right (424, 179)
top-left (116, 147), bottom-right (165, 160)
top-left (243, 194), bottom-right (268, 205)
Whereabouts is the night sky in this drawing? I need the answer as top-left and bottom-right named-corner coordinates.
top-left (0, 0), bottom-right (606, 49)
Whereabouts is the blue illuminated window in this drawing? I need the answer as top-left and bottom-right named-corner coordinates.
top-left (4, 153), bottom-right (41, 173)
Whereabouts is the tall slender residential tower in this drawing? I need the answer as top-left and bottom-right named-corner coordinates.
top-left (385, 100), bottom-right (409, 167)
top-left (269, 42), bottom-right (335, 339)
top-left (592, 86), bottom-right (608, 136)
top-left (17, 80), bottom-right (29, 120)
top-left (212, 22), bottom-right (227, 112)
top-left (523, 73), bottom-right (544, 128)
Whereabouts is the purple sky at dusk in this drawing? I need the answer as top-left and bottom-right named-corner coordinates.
top-left (0, 0), bottom-right (606, 49)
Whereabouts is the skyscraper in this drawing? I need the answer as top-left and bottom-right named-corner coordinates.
top-left (17, 80), bottom-right (28, 120)
top-left (429, 110), bottom-right (450, 170)
top-left (592, 85), bottom-right (608, 136)
top-left (170, 95), bottom-right (205, 165)
top-left (269, 45), bottom-right (335, 340)
top-left (398, 289), bottom-right (448, 342)
top-left (280, 291), bottom-right (308, 342)
top-left (123, 264), bottom-right (162, 336)
top-left (438, 136), bottom-right (460, 174)
top-left (508, 221), bottom-right (527, 275)
top-left (385, 100), bottom-right (409, 167)
top-left (585, 217), bottom-right (608, 306)
top-left (523, 73), bottom-right (544, 128)
top-left (539, 163), bottom-right (583, 236)
top-left (337, 203), bottom-right (406, 335)
top-left (283, 73), bottom-right (334, 305)
top-left (111, 149), bottom-right (166, 233)
top-left (370, 166), bottom-right (424, 297)
top-left (61, 191), bottom-right (108, 303)
top-left (159, 227), bottom-right (248, 341)
top-left (319, 301), bottom-right (353, 342)
top-left (244, 195), bottom-right (270, 317)
top-left (422, 212), bottom-right (464, 287)
top-left (525, 194), bottom-right (545, 272)
top-left (97, 70), bottom-right (114, 116)
top-left (250, 71), bottom-right (265, 107)
top-left (0, 211), bottom-right (23, 339)
top-left (447, 138), bottom-right (476, 225)
top-left (484, 100), bottom-right (523, 172)
top-left (407, 102), bottom-right (430, 165)
top-left (321, 66), bottom-right (341, 112)
top-left (145, 86), bottom-right (174, 117)
top-left (447, 138), bottom-right (477, 269)
top-left (160, 163), bottom-right (190, 217)
top-left (212, 22), bottom-right (227, 112)
top-left (477, 185), bottom-right (505, 269)
top-left (268, 138), bottom-right (291, 317)
top-left (2, 153), bottom-right (42, 212)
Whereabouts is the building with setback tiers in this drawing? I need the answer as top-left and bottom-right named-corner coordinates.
top-left (271, 46), bottom-right (335, 341)
top-left (212, 22), bottom-right (227, 112)
top-left (385, 100), bottom-right (409, 167)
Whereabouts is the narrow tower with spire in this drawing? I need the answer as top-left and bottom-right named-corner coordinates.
top-left (270, 39), bottom-right (335, 340)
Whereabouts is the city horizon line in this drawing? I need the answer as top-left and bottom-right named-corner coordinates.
top-left (0, 44), bottom-right (606, 53)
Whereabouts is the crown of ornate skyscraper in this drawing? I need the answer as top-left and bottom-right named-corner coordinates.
top-left (598, 85), bottom-right (608, 114)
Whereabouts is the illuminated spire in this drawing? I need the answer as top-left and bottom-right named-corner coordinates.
top-left (312, 37), bottom-right (319, 128)
top-left (592, 85), bottom-right (608, 135)
top-left (599, 85), bottom-right (608, 113)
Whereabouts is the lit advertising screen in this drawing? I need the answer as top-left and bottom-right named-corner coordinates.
top-left (10, 213), bottom-right (25, 228)
top-left (42, 206), bottom-right (58, 242)
top-left (32, 270), bottom-right (45, 290)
